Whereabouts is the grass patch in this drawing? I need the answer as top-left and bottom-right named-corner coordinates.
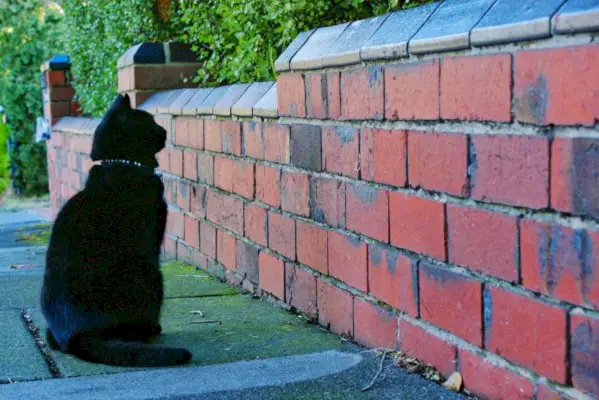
top-left (16, 223), bottom-right (53, 245)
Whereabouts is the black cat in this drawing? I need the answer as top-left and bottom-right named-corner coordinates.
top-left (41, 94), bottom-right (192, 367)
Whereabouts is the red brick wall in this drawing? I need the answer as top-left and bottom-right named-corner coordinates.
top-left (47, 42), bottom-right (599, 400)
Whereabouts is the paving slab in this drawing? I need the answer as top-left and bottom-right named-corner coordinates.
top-left (320, 15), bottom-right (389, 68)
top-left (274, 29), bottom-right (316, 72)
top-left (213, 84), bottom-right (251, 116)
top-left (253, 82), bottom-right (278, 118)
top-left (471, 0), bottom-right (565, 45)
top-left (0, 310), bottom-right (52, 382)
top-left (552, 0), bottom-right (599, 33)
top-left (361, 2), bottom-right (440, 61)
top-left (0, 275), bottom-right (43, 310)
top-left (30, 294), bottom-right (346, 377)
top-left (168, 89), bottom-right (197, 115)
top-left (181, 88), bottom-right (214, 116)
top-left (231, 82), bottom-right (274, 117)
top-left (409, 0), bottom-right (497, 54)
top-left (197, 86), bottom-right (230, 115)
top-left (290, 23), bottom-right (350, 70)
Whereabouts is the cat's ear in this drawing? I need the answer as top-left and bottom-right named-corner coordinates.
top-left (122, 93), bottom-right (131, 109)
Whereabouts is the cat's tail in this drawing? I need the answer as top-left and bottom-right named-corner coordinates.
top-left (72, 336), bottom-right (192, 367)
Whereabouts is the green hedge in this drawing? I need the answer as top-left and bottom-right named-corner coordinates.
top-left (0, 0), bottom-right (64, 196)
top-left (62, 0), bottom-right (434, 116)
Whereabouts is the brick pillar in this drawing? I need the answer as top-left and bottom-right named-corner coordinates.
top-left (117, 42), bottom-right (201, 108)
top-left (41, 55), bottom-right (81, 126)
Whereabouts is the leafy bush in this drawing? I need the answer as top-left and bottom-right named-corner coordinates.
top-left (0, 122), bottom-right (10, 193)
top-left (60, 0), bottom-right (177, 116)
top-left (62, 0), bottom-right (434, 116)
top-left (0, 0), bottom-right (65, 196)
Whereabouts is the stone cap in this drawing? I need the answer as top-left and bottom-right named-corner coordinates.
top-left (53, 117), bottom-right (100, 135)
top-left (117, 42), bottom-right (199, 69)
top-left (41, 55), bottom-right (70, 72)
top-left (276, 0), bottom-right (599, 72)
top-left (139, 82), bottom-right (277, 118)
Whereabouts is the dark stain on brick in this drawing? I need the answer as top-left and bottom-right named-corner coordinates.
top-left (422, 261), bottom-right (463, 285)
top-left (572, 139), bottom-right (599, 220)
top-left (237, 242), bottom-right (259, 284)
top-left (290, 124), bottom-right (322, 171)
top-left (309, 179), bottom-right (326, 224)
top-left (368, 66), bottom-right (381, 89)
top-left (547, 225), bottom-right (565, 295)
top-left (483, 288), bottom-right (493, 347)
top-left (537, 223), bottom-right (549, 288)
top-left (516, 74), bottom-right (547, 124)
top-left (179, 181), bottom-right (188, 198)
top-left (345, 234), bottom-right (363, 249)
top-left (571, 318), bottom-right (599, 390)
top-left (336, 126), bottom-right (356, 145)
top-left (466, 136), bottom-right (478, 193)
top-left (411, 260), bottom-right (420, 317)
top-left (370, 244), bottom-right (383, 267)
top-left (222, 132), bottom-right (231, 153)
top-left (320, 74), bottom-right (328, 117)
top-left (350, 183), bottom-right (377, 203)
top-left (385, 248), bottom-right (400, 275)
top-left (582, 231), bottom-right (597, 307)
top-left (201, 188), bottom-right (207, 212)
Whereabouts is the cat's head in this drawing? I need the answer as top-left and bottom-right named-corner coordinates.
top-left (90, 94), bottom-right (167, 167)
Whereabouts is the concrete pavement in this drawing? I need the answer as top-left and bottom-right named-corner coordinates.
top-left (0, 209), bottom-right (464, 399)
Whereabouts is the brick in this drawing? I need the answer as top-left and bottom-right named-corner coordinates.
top-left (340, 66), bottom-right (384, 120)
top-left (166, 209), bottom-right (184, 238)
top-left (221, 121), bottom-right (242, 156)
top-left (420, 262), bottom-right (482, 345)
top-left (157, 147), bottom-right (169, 172)
top-left (346, 183), bottom-right (389, 242)
top-left (327, 72), bottom-right (341, 119)
top-left (217, 230), bottom-right (237, 271)
top-left (317, 279), bottom-right (353, 337)
top-left (174, 118), bottom-right (189, 147)
top-left (389, 193), bottom-right (446, 260)
top-left (285, 264), bottom-right (317, 318)
top-left (244, 204), bottom-right (268, 247)
top-left (163, 178), bottom-right (177, 205)
top-left (233, 160), bottom-right (254, 200)
top-left (408, 131), bottom-right (468, 196)
top-left (183, 150), bottom-right (197, 181)
top-left (296, 221), bottom-right (327, 275)
top-left (187, 118), bottom-right (203, 150)
top-left (242, 121), bottom-right (263, 159)
top-left (486, 286), bottom-right (567, 383)
top-left (184, 215), bottom-right (199, 248)
top-left (360, 129), bottom-right (407, 187)
top-left (49, 86), bottom-right (75, 101)
top-left (256, 165), bottom-right (281, 208)
top-left (515, 44), bottom-right (599, 126)
top-left (368, 244), bottom-right (418, 317)
top-left (281, 170), bottom-right (309, 217)
top-left (264, 124), bottom-right (290, 164)
top-left (571, 312), bottom-right (599, 397)
top-left (259, 252), bottom-right (285, 299)
top-left (236, 241), bottom-right (260, 284)
top-left (448, 205), bottom-right (518, 282)
top-left (163, 235), bottom-right (177, 259)
top-left (206, 190), bottom-right (244, 235)
top-left (190, 184), bottom-right (206, 218)
top-left (204, 120), bottom-right (222, 152)
top-left (471, 135), bottom-right (549, 208)
top-left (521, 219), bottom-right (599, 308)
top-left (199, 221), bottom-right (217, 259)
top-left (47, 70), bottom-right (65, 86)
top-left (155, 117), bottom-right (172, 143)
top-left (354, 299), bottom-right (397, 349)
top-left (441, 54), bottom-right (512, 122)
top-left (290, 124), bottom-right (321, 171)
top-left (322, 126), bottom-right (359, 178)
top-left (67, 151), bottom-right (77, 170)
top-left (197, 153), bottom-right (214, 185)
top-left (268, 212), bottom-right (295, 260)
top-left (47, 101), bottom-right (71, 118)
top-left (458, 349), bottom-right (534, 400)
top-left (306, 73), bottom-right (326, 119)
top-left (536, 385), bottom-right (575, 400)
top-left (328, 231), bottom-right (367, 292)
top-left (310, 177), bottom-right (345, 228)
top-left (214, 157), bottom-right (234, 192)
top-left (130, 65), bottom-right (198, 91)
top-left (277, 73), bottom-right (306, 118)
top-left (169, 148), bottom-right (183, 176)
top-left (176, 180), bottom-right (190, 212)
top-left (399, 319), bottom-right (457, 377)
top-left (385, 60), bottom-right (440, 120)
top-left (551, 138), bottom-right (599, 220)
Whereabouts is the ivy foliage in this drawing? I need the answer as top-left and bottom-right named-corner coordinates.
top-left (0, 0), bottom-right (65, 196)
top-left (62, 0), bottom-right (433, 116)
